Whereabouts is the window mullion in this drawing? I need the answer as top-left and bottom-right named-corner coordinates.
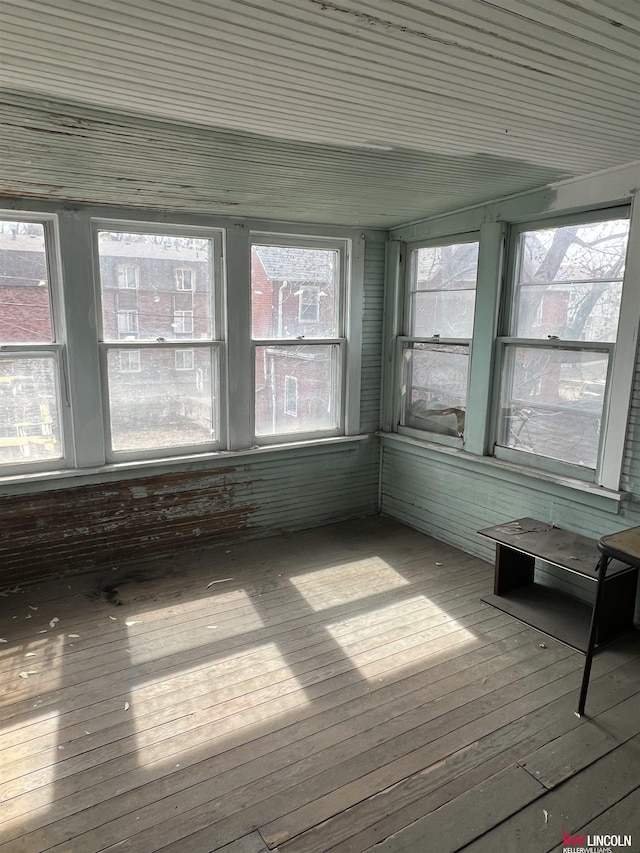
top-left (380, 239), bottom-right (405, 433)
top-left (58, 211), bottom-right (106, 468)
top-left (599, 191), bottom-right (640, 488)
top-left (465, 221), bottom-right (505, 456)
top-left (344, 234), bottom-right (364, 435)
top-left (225, 226), bottom-right (253, 450)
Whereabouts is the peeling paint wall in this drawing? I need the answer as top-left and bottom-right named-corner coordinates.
top-left (0, 440), bottom-right (380, 586)
top-left (0, 236), bottom-right (385, 587)
top-left (0, 467), bottom-right (252, 585)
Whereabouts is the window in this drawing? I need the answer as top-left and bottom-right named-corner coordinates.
top-left (119, 349), bottom-right (141, 373)
top-left (175, 348), bottom-right (195, 371)
top-left (298, 287), bottom-right (320, 323)
top-left (117, 264), bottom-right (139, 289)
top-left (176, 268), bottom-right (194, 291)
top-left (97, 228), bottom-right (221, 458)
top-left (0, 212), bottom-right (360, 476)
top-left (0, 218), bottom-right (63, 470)
top-left (399, 238), bottom-right (479, 440)
top-left (284, 375), bottom-right (298, 416)
top-left (251, 239), bottom-right (344, 440)
top-left (495, 213), bottom-right (630, 477)
top-left (117, 310), bottom-right (138, 339)
top-left (173, 310), bottom-right (194, 335)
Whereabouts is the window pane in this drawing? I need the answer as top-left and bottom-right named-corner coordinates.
top-left (499, 346), bottom-right (608, 469)
top-left (251, 246), bottom-right (338, 339)
top-left (515, 219), bottom-right (629, 341)
top-left (411, 242), bottom-right (478, 338)
top-left (401, 344), bottom-right (468, 436)
top-left (0, 221), bottom-right (53, 343)
top-left (255, 345), bottom-right (338, 435)
top-left (412, 290), bottom-right (476, 338)
top-left (98, 232), bottom-right (212, 342)
top-left (107, 348), bottom-right (215, 452)
top-left (0, 356), bottom-right (61, 464)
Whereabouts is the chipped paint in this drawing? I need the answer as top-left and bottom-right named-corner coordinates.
top-left (0, 467), bottom-right (257, 584)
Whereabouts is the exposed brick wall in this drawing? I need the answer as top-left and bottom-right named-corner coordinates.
top-left (0, 467), bottom-right (256, 586)
top-left (0, 286), bottom-right (51, 341)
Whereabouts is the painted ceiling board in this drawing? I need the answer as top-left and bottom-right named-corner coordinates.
top-left (0, 0), bottom-right (639, 226)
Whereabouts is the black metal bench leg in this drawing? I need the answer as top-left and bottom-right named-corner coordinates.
top-left (577, 554), bottom-right (610, 716)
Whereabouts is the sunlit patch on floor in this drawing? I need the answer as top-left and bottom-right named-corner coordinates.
top-left (326, 595), bottom-right (475, 677)
top-left (130, 642), bottom-right (308, 765)
top-left (126, 590), bottom-right (265, 664)
top-left (290, 558), bottom-right (410, 610)
top-left (0, 711), bottom-right (61, 824)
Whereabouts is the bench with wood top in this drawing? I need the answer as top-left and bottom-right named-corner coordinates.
top-left (478, 518), bottom-right (640, 715)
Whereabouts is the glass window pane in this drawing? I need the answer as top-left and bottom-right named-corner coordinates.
top-left (515, 219), bottom-right (629, 341)
top-left (516, 281), bottom-right (622, 342)
top-left (0, 221), bottom-right (53, 343)
top-left (251, 246), bottom-right (338, 339)
top-left (411, 242), bottom-right (478, 338)
top-left (0, 356), bottom-right (61, 464)
top-left (255, 345), bottom-right (338, 436)
top-left (401, 344), bottom-right (468, 436)
top-left (107, 348), bottom-right (215, 452)
top-left (98, 232), bottom-right (212, 342)
top-left (499, 346), bottom-right (608, 469)
top-left (412, 290), bottom-right (476, 338)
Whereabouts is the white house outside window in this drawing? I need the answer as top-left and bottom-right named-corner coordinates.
top-left (399, 238), bottom-right (479, 442)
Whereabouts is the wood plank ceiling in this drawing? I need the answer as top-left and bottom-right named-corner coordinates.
top-left (0, 0), bottom-right (639, 226)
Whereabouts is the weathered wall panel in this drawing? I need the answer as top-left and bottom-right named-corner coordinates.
top-left (1, 440), bottom-right (379, 586)
top-left (0, 239), bottom-right (383, 587)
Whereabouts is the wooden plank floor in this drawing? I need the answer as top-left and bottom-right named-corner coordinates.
top-left (1, 516), bottom-right (640, 853)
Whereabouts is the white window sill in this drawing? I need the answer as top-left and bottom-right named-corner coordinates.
top-left (378, 431), bottom-right (626, 512)
top-left (0, 434), bottom-right (371, 495)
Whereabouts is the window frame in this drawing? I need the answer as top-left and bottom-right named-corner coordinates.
top-left (0, 213), bottom-right (72, 476)
top-left (492, 207), bottom-right (631, 485)
top-left (92, 220), bottom-right (225, 463)
top-left (0, 207), bottom-right (365, 482)
top-left (250, 233), bottom-right (351, 445)
top-left (397, 232), bottom-right (480, 448)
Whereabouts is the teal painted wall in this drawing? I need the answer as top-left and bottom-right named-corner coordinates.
top-left (380, 165), bottom-right (640, 619)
